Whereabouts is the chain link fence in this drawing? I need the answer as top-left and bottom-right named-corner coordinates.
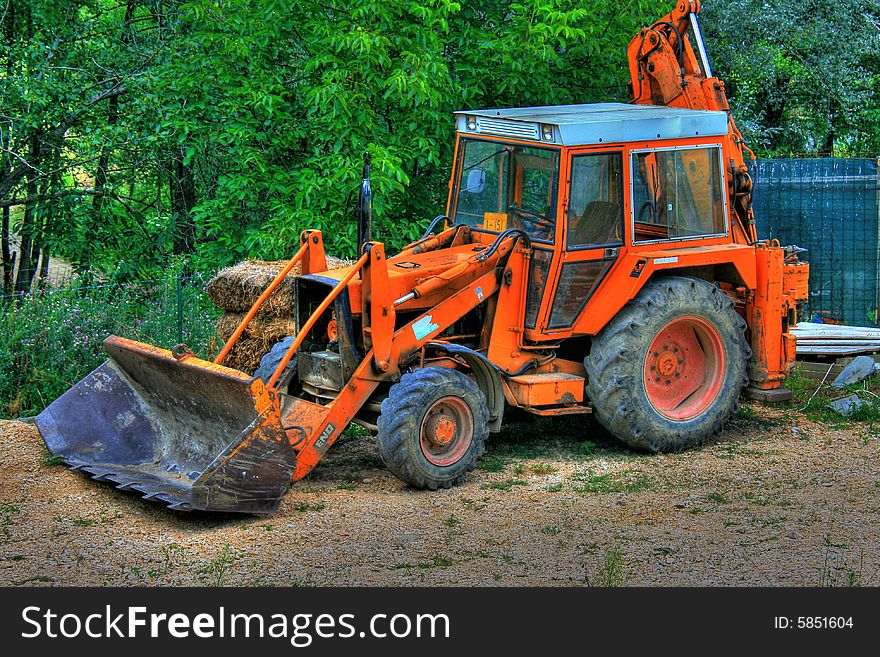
top-left (751, 156), bottom-right (880, 326)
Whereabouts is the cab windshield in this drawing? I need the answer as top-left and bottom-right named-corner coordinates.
top-left (452, 138), bottom-right (560, 242)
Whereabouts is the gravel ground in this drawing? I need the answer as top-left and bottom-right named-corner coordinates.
top-left (1, 405), bottom-right (879, 587)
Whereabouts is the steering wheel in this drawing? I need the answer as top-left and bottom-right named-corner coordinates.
top-left (638, 200), bottom-right (656, 224)
top-left (508, 205), bottom-right (555, 230)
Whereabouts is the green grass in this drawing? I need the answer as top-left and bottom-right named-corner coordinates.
top-left (1, 503), bottom-right (21, 538)
top-left (1, 502), bottom-right (21, 520)
top-left (478, 456), bottom-right (506, 472)
top-left (570, 470), bottom-right (654, 494)
top-left (39, 450), bottom-right (65, 467)
top-left (485, 414), bottom-right (621, 462)
top-left (574, 440), bottom-right (598, 457)
top-left (200, 544), bottom-right (238, 586)
top-left (783, 364), bottom-right (880, 426)
top-left (483, 479), bottom-right (528, 491)
top-left (0, 275), bottom-right (219, 419)
top-left (71, 517), bottom-right (96, 527)
top-left (732, 406), bottom-right (784, 428)
top-left (592, 549), bottom-right (626, 587)
top-left (293, 502), bottom-right (325, 513)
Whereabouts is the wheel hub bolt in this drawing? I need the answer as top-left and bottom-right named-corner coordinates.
top-left (656, 351), bottom-right (678, 376)
top-left (431, 416), bottom-right (456, 446)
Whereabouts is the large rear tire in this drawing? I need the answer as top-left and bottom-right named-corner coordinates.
top-left (376, 367), bottom-right (489, 489)
top-left (584, 276), bottom-right (749, 452)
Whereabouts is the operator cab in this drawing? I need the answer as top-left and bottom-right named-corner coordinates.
top-left (449, 102), bottom-right (731, 336)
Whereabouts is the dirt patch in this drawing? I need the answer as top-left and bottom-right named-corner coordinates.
top-left (8, 235), bottom-right (75, 289)
top-left (1, 406), bottom-right (879, 586)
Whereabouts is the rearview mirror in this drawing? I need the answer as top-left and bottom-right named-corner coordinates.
top-left (465, 168), bottom-right (486, 193)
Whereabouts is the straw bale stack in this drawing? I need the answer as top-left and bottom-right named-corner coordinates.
top-left (207, 256), bottom-right (352, 372)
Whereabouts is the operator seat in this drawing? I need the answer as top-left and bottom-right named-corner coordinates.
top-left (569, 200), bottom-right (621, 245)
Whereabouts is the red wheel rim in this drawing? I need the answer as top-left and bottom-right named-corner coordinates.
top-left (419, 396), bottom-right (474, 466)
top-left (643, 315), bottom-right (726, 421)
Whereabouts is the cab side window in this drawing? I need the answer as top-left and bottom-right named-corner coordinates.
top-left (631, 146), bottom-right (726, 243)
top-left (567, 153), bottom-right (623, 248)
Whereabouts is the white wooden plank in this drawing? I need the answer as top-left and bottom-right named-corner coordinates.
top-left (796, 345), bottom-right (880, 355)
top-left (793, 334), bottom-right (880, 341)
top-left (794, 340), bottom-right (880, 347)
top-left (792, 323), bottom-right (880, 339)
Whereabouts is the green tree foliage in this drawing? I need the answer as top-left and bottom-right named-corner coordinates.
top-left (4, 0), bottom-right (874, 284)
top-left (0, 0), bottom-right (669, 280)
top-left (702, 0), bottom-right (880, 155)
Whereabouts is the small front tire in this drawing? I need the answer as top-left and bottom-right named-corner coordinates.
top-left (253, 336), bottom-right (298, 391)
top-left (376, 367), bottom-right (489, 489)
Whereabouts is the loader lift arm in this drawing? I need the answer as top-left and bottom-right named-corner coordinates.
top-left (282, 233), bottom-right (524, 481)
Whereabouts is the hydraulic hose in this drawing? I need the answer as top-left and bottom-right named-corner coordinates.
top-left (476, 228), bottom-right (532, 263)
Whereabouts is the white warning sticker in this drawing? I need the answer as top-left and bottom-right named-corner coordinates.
top-left (412, 314), bottom-right (440, 341)
top-left (653, 256), bottom-right (679, 265)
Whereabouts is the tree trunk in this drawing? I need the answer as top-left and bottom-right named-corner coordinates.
top-left (822, 101), bottom-right (836, 155)
top-left (80, 1), bottom-right (133, 276)
top-left (28, 228), bottom-right (40, 273)
top-left (2, 0), bottom-right (14, 293)
top-left (170, 150), bottom-right (197, 256)
top-left (14, 137), bottom-right (40, 292)
top-left (39, 245), bottom-right (50, 283)
top-left (1, 206), bottom-right (12, 293)
top-left (80, 92), bottom-right (119, 275)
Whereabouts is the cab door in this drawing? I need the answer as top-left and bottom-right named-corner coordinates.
top-left (544, 150), bottom-right (624, 332)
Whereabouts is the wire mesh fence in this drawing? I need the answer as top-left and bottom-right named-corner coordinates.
top-left (751, 156), bottom-right (880, 327)
top-left (0, 273), bottom-right (220, 419)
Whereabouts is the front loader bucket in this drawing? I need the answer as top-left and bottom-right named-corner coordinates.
top-left (35, 336), bottom-right (297, 513)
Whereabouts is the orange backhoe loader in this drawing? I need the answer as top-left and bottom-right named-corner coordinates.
top-left (36, 0), bottom-right (808, 512)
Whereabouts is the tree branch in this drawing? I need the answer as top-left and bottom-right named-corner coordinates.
top-left (0, 82), bottom-right (127, 200)
top-left (0, 186), bottom-right (154, 209)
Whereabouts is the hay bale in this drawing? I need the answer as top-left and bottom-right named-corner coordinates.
top-left (208, 255), bottom-right (354, 372)
top-left (206, 256), bottom-right (353, 315)
top-left (207, 260), bottom-right (296, 315)
top-left (216, 312), bottom-right (295, 342)
top-left (221, 337), bottom-right (274, 374)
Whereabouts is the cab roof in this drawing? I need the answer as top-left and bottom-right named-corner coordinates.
top-left (453, 102), bottom-right (728, 147)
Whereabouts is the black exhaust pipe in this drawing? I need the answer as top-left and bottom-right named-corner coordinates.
top-left (358, 152), bottom-right (372, 252)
